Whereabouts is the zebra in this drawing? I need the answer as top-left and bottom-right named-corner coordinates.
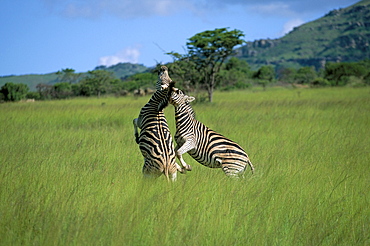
top-left (133, 74), bottom-right (184, 181)
top-left (169, 87), bottom-right (255, 177)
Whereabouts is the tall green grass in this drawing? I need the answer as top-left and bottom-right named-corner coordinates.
top-left (1, 88), bottom-right (369, 245)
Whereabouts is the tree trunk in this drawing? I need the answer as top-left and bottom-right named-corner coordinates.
top-left (208, 68), bottom-right (216, 102)
top-left (208, 87), bottom-right (213, 102)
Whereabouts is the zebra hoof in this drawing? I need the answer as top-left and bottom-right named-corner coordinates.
top-left (179, 168), bottom-right (187, 174)
top-left (186, 165), bottom-right (192, 171)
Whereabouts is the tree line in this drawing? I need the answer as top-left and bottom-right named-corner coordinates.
top-left (1, 28), bottom-right (370, 103)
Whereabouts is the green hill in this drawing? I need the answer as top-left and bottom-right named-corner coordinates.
top-left (0, 63), bottom-right (148, 91)
top-left (235, 0), bottom-right (370, 70)
top-left (94, 62), bottom-right (148, 80)
top-left (0, 73), bottom-right (59, 92)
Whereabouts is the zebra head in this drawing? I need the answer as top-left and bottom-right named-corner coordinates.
top-left (157, 80), bottom-right (176, 111)
top-left (157, 65), bottom-right (172, 91)
top-left (170, 87), bottom-right (195, 107)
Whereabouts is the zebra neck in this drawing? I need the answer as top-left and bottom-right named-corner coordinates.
top-left (175, 103), bottom-right (195, 119)
top-left (146, 89), bottom-right (169, 111)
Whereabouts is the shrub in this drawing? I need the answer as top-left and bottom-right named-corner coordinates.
top-left (310, 77), bottom-right (330, 87)
top-left (0, 82), bottom-right (29, 102)
top-left (26, 92), bottom-right (41, 100)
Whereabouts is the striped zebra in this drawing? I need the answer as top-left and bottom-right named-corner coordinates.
top-left (133, 75), bottom-right (183, 181)
top-left (169, 87), bottom-right (254, 177)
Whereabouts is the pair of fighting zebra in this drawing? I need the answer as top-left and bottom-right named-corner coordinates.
top-left (133, 66), bottom-right (254, 181)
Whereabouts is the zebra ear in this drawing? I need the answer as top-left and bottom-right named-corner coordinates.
top-left (186, 96), bottom-right (195, 103)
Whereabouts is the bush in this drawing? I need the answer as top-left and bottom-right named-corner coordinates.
top-left (295, 66), bottom-right (317, 84)
top-left (324, 62), bottom-right (368, 86)
top-left (0, 82), bottom-right (29, 102)
top-left (310, 77), bottom-right (330, 87)
top-left (122, 72), bottom-right (157, 92)
top-left (26, 92), bottom-right (41, 100)
top-left (363, 72), bottom-right (370, 86)
top-left (345, 76), bottom-right (367, 87)
top-left (218, 70), bottom-right (253, 91)
top-left (54, 82), bottom-right (73, 99)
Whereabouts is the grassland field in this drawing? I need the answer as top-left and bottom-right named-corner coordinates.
top-left (0, 87), bottom-right (369, 245)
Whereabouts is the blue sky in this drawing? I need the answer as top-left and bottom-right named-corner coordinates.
top-left (0, 0), bottom-right (358, 76)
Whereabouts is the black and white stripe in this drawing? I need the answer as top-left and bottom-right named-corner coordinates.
top-left (169, 88), bottom-right (254, 177)
top-left (133, 81), bottom-right (183, 181)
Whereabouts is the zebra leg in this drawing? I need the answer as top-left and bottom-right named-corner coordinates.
top-left (175, 163), bottom-right (187, 174)
top-left (133, 118), bottom-right (140, 144)
top-left (177, 154), bottom-right (192, 171)
top-left (175, 142), bottom-right (193, 171)
top-left (163, 165), bottom-right (179, 182)
top-left (168, 170), bottom-right (177, 182)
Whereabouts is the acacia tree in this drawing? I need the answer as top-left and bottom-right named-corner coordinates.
top-left (168, 28), bottom-right (245, 102)
top-left (56, 68), bottom-right (81, 84)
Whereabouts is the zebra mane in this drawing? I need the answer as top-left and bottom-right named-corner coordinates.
top-left (185, 100), bottom-right (196, 119)
top-left (173, 89), bottom-right (196, 119)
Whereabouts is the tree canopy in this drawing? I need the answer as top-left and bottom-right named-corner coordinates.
top-left (56, 68), bottom-right (81, 84)
top-left (168, 28), bottom-right (245, 102)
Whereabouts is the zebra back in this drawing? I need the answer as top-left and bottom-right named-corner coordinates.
top-left (135, 81), bottom-right (179, 181)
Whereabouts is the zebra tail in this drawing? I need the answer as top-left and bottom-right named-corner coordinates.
top-left (164, 166), bottom-right (170, 182)
top-left (247, 160), bottom-right (255, 174)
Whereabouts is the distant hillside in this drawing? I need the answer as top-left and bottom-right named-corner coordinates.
top-left (94, 62), bottom-right (148, 79)
top-left (0, 73), bottom-right (59, 92)
top-left (235, 0), bottom-right (370, 70)
top-left (0, 63), bottom-right (149, 91)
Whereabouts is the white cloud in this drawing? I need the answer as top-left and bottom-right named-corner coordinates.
top-left (152, 0), bottom-right (174, 15)
top-left (99, 46), bottom-right (141, 66)
top-left (281, 18), bottom-right (305, 35)
top-left (63, 3), bottom-right (97, 18)
top-left (249, 2), bottom-right (294, 16)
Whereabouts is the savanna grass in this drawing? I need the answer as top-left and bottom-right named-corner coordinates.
top-left (0, 87), bottom-right (369, 245)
